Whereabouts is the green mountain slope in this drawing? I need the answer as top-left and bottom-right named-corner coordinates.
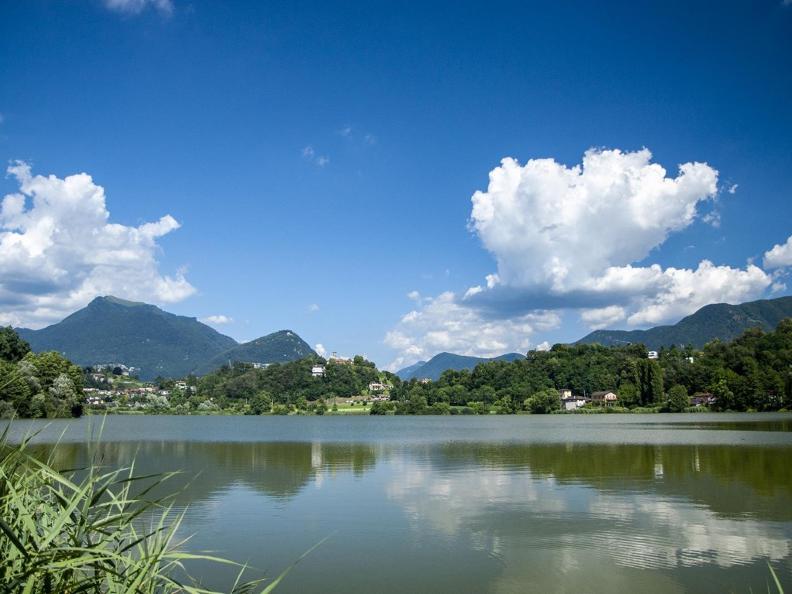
top-left (192, 330), bottom-right (316, 375)
top-left (397, 352), bottom-right (524, 381)
top-left (16, 296), bottom-right (238, 380)
top-left (576, 296), bottom-right (792, 349)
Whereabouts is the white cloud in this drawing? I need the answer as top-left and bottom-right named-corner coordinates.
top-left (308, 303), bottom-right (320, 312)
top-left (624, 260), bottom-right (770, 326)
top-left (580, 305), bottom-right (627, 329)
top-left (470, 148), bottom-right (719, 290)
top-left (727, 183), bottom-right (738, 194)
top-left (302, 145), bottom-right (329, 167)
top-left (200, 315), bottom-right (232, 325)
top-left (0, 162), bottom-right (194, 327)
top-left (314, 343), bottom-right (327, 357)
top-left (384, 291), bottom-right (559, 370)
top-left (763, 234), bottom-right (792, 269)
top-left (465, 147), bottom-right (772, 327)
top-left (407, 290), bottom-right (421, 302)
top-left (103, 0), bottom-right (173, 14)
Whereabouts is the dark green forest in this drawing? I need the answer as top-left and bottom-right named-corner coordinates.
top-left (0, 327), bottom-right (85, 418)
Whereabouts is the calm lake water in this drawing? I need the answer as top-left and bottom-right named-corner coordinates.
top-left (7, 414), bottom-right (792, 593)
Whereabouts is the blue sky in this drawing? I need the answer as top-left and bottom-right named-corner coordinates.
top-left (1, 0), bottom-right (791, 369)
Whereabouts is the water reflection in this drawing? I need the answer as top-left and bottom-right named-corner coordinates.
top-left (12, 416), bottom-right (792, 593)
top-left (33, 441), bottom-right (378, 501)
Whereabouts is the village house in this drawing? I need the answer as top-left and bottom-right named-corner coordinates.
top-left (559, 389), bottom-right (588, 411)
top-left (368, 381), bottom-right (391, 393)
top-left (564, 398), bottom-right (588, 411)
top-left (312, 365), bottom-right (326, 378)
top-left (647, 351), bottom-right (659, 360)
top-left (591, 390), bottom-right (619, 406)
top-left (690, 393), bottom-right (717, 407)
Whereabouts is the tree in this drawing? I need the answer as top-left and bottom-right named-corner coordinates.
top-left (248, 391), bottom-right (272, 415)
top-left (0, 361), bottom-right (32, 417)
top-left (636, 359), bottom-right (664, 406)
top-left (666, 384), bottom-right (690, 412)
top-left (710, 379), bottom-right (735, 411)
top-left (0, 327), bottom-right (30, 363)
top-left (525, 388), bottom-right (561, 414)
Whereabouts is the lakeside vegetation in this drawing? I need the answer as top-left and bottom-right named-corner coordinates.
top-left (0, 427), bottom-right (296, 593)
top-left (0, 328), bottom-right (84, 419)
top-left (2, 320), bottom-right (791, 417)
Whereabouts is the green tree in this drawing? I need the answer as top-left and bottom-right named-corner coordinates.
top-left (666, 384), bottom-right (690, 412)
top-left (524, 388), bottom-right (561, 414)
top-left (0, 327), bottom-right (30, 363)
top-left (248, 391), bottom-right (272, 415)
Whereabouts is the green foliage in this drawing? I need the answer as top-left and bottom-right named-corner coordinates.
top-left (0, 330), bottom-right (84, 418)
top-left (524, 388), bottom-right (561, 414)
top-left (198, 356), bottom-right (383, 407)
top-left (388, 319), bottom-right (792, 413)
top-left (635, 359), bottom-right (664, 406)
top-left (0, 429), bottom-right (312, 593)
top-left (666, 384), bottom-right (690, 412)
top-left (0, 326), bottom-right (30, 363)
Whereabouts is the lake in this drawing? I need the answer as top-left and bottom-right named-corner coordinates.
top-left (6, 413), bottom-right (792, 593)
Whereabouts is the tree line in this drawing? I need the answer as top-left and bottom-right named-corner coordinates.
top-left (0, 327), bottom-right (85, 418)
top-left (382, 319), bottom-right (792, 414)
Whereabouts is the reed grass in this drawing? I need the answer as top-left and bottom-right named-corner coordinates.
top-left (0, 424), bottom-right (298, 593)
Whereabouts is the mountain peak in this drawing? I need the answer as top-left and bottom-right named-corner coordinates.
top-left (18, 298), bottom-right (238, 379)
top-left (91, 295), bottom-right (149, 308)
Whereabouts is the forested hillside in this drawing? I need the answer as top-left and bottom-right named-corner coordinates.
top-left (577, 296), bottom-right (792, 349)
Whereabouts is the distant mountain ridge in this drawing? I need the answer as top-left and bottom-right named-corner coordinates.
top-left (16, 296), bottom-right (314, 379)
top-left (397, 352), bottom-right (525, 381)
top-left (192, 330), bottom-right (316, 375)
top-left (576, 296), bottom-right (792, 349)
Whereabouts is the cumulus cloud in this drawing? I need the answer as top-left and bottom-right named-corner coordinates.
top-left (103, 0), bottom-right (173, 14)
top-left (763, 234), bottom-right (792, 269)
top-left (307, 303), bottom-right (320, 312)
top-left (384, 291), bottom-right (559, 370)
top-left (580, 305), bottom-right (627, 329)
top-left (314, 343), bottom-right (327, 357)
top-left (0, 162), bottom-right (194, 327)
top-left (200, 315), bottom-right (232, 325)
top-left (470, 148), bottom-right (719, 290)
top-left (465, 147), bottom-right (771, 327)
top-left (385, 148), bottom-right (777, 365)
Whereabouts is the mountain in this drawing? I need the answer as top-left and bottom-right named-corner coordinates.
top-left (576, 296), bottom-right (792, 349)
top-left (192, 330), bottom-right (316, 375)
top-left (397, 352), bottom-right (525, 381)
top-left (16, 296), bottom-right (238, 380)
top-left (395, 360), bottom-right (426, 379)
